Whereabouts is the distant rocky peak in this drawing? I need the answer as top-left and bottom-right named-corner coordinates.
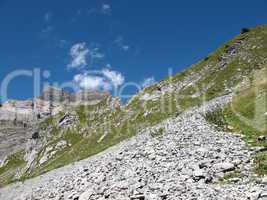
top-left (41, 86), bottom-right (71, 102)
top-left (74, 90), bottom-right (110, 102)
top-left (40, 86), bottom-right (110, 103)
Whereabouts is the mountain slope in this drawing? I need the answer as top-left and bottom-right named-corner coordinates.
top-left (0, 25), bottom-right (267, 188)
top-left (1, 96), bottom-right (267, 200)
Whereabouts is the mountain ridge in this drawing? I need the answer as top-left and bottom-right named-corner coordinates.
top-left (0, 24), bottom-right (267, 199)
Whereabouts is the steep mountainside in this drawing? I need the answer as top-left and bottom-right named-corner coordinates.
top-left (0, 88), bottom-right (111, 186)
top-left (0, 25), bottom-right (267, 197)
top-left (1, 96), bottom-right (267, 200)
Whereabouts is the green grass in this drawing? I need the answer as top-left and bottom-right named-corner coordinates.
top-left (204, 77), bottom-right (267, 175)
top-left (204, 107), bottom-right (228, 131)
top-left (205, 106), bottom-right (267, 175)
top-left (254, 153), bottom-right (267, 176)
top-left (219, 171), bottom-right (243, 183)
top-left (179, 96), bottom-right (201, 110)
top-left (40, 116), bottom-right (54, 129)
top-left (76, 105), bottom-right (88, 124)
top-left (0, 151), bottom-right (26, 186)
top-left (150, 128), bottom-right (164, 138)
top-left (27, 93), bottom-right (181, 178)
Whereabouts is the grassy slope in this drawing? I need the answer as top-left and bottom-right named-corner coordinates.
top-left (0, 151), bottom-right (26, 187)
top-left (205, 74), bottom-right (267, 176)
top-left (1, 25), bottom-right (267, 185)
top-left (33, 25), bottom-right (267, 177)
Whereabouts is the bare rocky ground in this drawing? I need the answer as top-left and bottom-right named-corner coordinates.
top-left (0, 96), bottom-right (267, 200)
top-left (0, 122), bottom-right (33, 163)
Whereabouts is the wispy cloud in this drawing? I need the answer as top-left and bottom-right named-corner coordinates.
top-left (87, 8), bottom-right (97, 15)
top-left (68, 42), bottom-right (89, 69)
top-left (41, 25), bottom-right (54, 34)
top-left (76, 3), bottom-right (111, 17)
top-left (142, 77), bottom-right (155, 88)
top-left (102, 68), bottom-right (125, 87)
top-left (68, 41), bottom-right (124, 91)
top-left (58, 39), bottom-right (69, 48)
top-left (44, 12), bottom-right (52, 23)
top-left (41, 12), bottom-right (54, 36)
top-left (68, 43), bottom-right (105, 69)
top-left (114, 36), bottom-right (130, 51)
top-left (88, 47), bottom-right (105, 66)
top-left (102, 3), bottom-right (112, 15)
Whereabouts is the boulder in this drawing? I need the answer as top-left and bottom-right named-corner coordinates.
top-left (130, 194), bottom-right (145, 200)
top-left (213, 162), bottom-right (235, 173)
top-left (79, 189), bottom-right (94, 200)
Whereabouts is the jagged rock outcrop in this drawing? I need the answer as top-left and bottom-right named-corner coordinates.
top-left (0, 87), bottom-right (111, 123)
top-left (41, 86), bottom-right (110, 104)
top-left (0, 87), bottom-right (112, 184)
top-left (73, 90), bottom-right (110, 103)
top-left (41, 86), bottom-right (71, 102)
top-left (0, 122), bottom-right (32, 162)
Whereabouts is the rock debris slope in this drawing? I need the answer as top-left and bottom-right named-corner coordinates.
top-left (1, 25), bottom-right (267, 199)
top-left (1, 96), bottom-right (266, 200)
top-left (1, 25), bottom-right (267, 186)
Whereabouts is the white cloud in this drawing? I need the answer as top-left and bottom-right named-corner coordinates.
top-left (68, 43), bottom-right (105, 69)
top-left (89, 48), bottom-right (105, 59)
top-left (74, 74), bottom-right (111, 90)
top-left (102, 68), bottom-right (125, 87)
top-left (73, 74), bottom-right (83, 82)
top-left (68, 42), bottom-right (89, 69)
top-left (41, 25), bottom-right (54, 34)
top-left (114, 36), bottom-right (123, 44)
top-left (102, 3), bottom-right (111, 15)
top-left (122, 45), bottom-right (130, 51)
top-left (73, 68), bottom-right (125, 91)
top-left (114, 36), bottom-right (130, 51)
top-left (142, 77), bottom-right (155, 88)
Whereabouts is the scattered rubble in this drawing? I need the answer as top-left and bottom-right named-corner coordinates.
top-left (1, 96), bottom-right (266, 200)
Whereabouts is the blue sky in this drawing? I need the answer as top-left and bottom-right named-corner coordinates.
top-left (0, 0), bottom-right (267, 101)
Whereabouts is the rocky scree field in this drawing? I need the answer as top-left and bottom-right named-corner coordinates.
top-left (0, 25), bottom-right (267, 199)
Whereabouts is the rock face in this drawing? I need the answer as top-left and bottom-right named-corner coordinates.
top-left (0, 87), bottom-right (110, 171)
top-left (1, 96), bottom-right (266, 200)
top-left (41, 86), bottom-right (71, 102)
top-left (0, 121), bottom-right (32, 161)
top-left (73, 90), bottom-right (110, 103)
top-left (0, 87), bottom-right (110, 122)
top-left (41, 86), bottom-right (110, 104)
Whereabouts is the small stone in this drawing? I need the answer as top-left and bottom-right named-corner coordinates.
top-left (214, 162), bottom-right (235, 173)
top-left (79, 189), bottom-right (94, 200)
top-left (130, 194), bottom-right (145, 200)
top-left (193, 169), bottom-right (206, 181)
top-left (204, 175), bottom-right (213, 184)
top-left (227, 125), bottom-right (235, 131)
top-left (247, 191), bottom-right (261, 200)
top-left (262, 176), bottom-right (267, 184)
top-left (232, 159), bottom-right (242, 166)
top-left (257, 136), bottom-right (267, 142)
top-left (229, 178), bottom-right (240, 183)
top-left (260, 191), bottom-right (267, 198)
